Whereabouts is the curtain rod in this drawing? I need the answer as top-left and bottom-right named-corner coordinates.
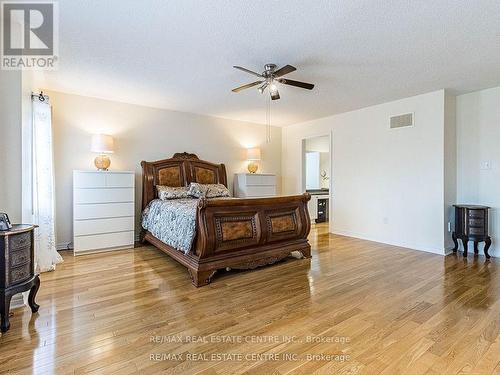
top-left (31, 91), bottom-right (49, 102)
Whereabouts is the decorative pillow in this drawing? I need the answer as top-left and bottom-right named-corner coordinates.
top-left (187, 182), bottom-right (209, 198)
top-left (156, 185), bottom-right (189, 200)
top-left (205, 183), bottom-right (231, 198)
top-left (188, 183), bottom-right (230, 198)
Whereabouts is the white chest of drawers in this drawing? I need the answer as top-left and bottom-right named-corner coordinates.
top-left (234, 173), bottom-right (277, 198)
top-left (73, 170), bottom-right (135, 255)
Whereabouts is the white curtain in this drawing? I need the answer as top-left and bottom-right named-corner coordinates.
top-left (31, 97), bottom-right (63, 273)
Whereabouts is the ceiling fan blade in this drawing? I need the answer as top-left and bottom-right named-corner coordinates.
top-left (231, 81), bottom-right (264, 93)
top-left (270, 89), bottom-right (280, 100)
top-left (233, 66), bottom-right (264, 78)
top-left (273, 64), bottom-right (296, 77)
top-left (277, 78), bottom-right (314, 90)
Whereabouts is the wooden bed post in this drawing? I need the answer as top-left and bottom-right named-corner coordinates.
top-left (188, 269), bottom-right (217, 287)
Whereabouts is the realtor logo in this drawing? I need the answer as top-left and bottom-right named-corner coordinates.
top-left (1, 1), bottom-right (58, 69)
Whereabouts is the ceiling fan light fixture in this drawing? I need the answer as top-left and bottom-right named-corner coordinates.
top-left (231, 64), bottom-right (314, 98)
top-left (258, 82), bottom-right (268, 94)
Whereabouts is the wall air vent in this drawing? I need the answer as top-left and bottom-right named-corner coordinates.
top-left (390, 113), bottom-right (414, 129)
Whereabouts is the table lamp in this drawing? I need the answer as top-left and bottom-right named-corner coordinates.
top-left (247, 147), bottom-right (261, 173)
top-left (91, 134), bottom-right (114, 171)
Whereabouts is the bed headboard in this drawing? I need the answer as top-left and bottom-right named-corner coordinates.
top-left (141, 152), bottom-right (227, 210)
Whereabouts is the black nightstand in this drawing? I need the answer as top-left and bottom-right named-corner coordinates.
top-left (0, 224), bottom-right (40, 332)
top-left (452, 205), bottom-right (491, 258)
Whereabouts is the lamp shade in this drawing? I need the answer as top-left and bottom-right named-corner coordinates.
top-left (91, 134), bottom-right (114, 154)
top-left (247, 147), bottom-right (261, 161)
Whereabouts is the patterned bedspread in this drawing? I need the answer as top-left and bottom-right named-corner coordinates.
top-left (141, 198), bottom-right (199, 253)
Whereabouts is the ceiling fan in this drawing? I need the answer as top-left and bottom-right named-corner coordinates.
top-left (231, 63), bottom-right (314, 100)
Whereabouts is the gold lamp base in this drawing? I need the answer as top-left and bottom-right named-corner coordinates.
top-left (94, 155), bottom-right (111, 171)
top-left (247, 161), bottom-right (259, 173)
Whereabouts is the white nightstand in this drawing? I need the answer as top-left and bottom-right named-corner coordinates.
top-left (234, 173), bottom-right (276, 198)
top-left (73, 170), bottom-right (135, 255)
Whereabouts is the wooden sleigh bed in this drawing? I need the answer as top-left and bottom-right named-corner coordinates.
top-left (140, 152), bottom-right (312, 287)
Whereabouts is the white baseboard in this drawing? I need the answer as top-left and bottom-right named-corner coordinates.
top-left (331, 227), bottom-right (446, 256)
top-left (443, 247), bottom-right (455, 255)
top-left (330, 228), bottom-right (499, 258)
top-left (56, 242), bottom-right (72, 251)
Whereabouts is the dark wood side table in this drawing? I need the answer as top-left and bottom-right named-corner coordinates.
top-left (0, 224), bottom-right (40, 332)
top-left (452, 205), bottom-right (491, 259)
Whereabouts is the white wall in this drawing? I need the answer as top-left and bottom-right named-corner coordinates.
top-left (305, 135), bottom-right (329, 153)
top-left (0, 71), bottom-right (23, 222)
top-left (444, 92), bottom-right (457, 249)
top-left (0, 71), bottom-right (24, 307)
top-left (8, 76), bottom-right (499, 262)
top-left (457, 86), bottom-right (500, 258)
top-left (283, 90), bottom-right (451, 254)
top-left (13, 83), bottom-right (498, 259)
top-left (47, 91), bottom-right (282, 249)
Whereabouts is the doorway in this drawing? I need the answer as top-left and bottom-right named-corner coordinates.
top-left (302, 134), bottom-right (331, 225)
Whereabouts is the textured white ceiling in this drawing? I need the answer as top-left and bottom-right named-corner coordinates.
top-left (40, 0), bottom-right (500, 126)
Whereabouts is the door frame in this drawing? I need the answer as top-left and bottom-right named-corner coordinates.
top-left (301, 131), bottom-right (333, 228)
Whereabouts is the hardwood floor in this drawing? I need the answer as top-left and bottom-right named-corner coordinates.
top-left (1, 223), bottom-right (499, 374)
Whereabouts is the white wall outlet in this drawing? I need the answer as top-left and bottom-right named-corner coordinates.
top-left (480, 161), bottom-right (491, 170)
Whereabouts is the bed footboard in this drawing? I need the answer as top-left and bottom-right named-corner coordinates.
top-left (189, 193), bottom-right (312, 286)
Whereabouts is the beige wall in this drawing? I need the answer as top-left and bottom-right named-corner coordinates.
top-left (47, 90), bottom-right (282, 248)
top-left (0, 71), bottom-right (22, 222)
